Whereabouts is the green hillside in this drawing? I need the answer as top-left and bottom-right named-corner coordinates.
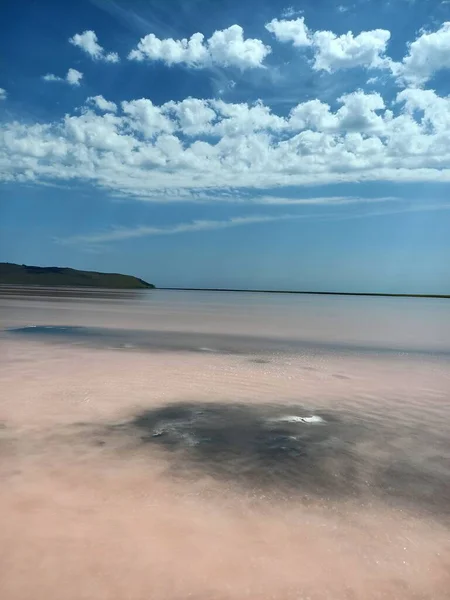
top-left (0, 263), bottom-right (155, 289)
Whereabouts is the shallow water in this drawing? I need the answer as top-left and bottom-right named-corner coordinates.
top-left (1, 288), bottom-right (449, 599)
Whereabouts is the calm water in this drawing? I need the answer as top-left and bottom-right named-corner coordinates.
top-left (2, 286), bottom-right (450, 353)
top-left (1, 288), bottom-right (449, 599)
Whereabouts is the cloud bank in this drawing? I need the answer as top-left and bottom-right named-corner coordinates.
top-left (2, 88), bottom-right (450, 199)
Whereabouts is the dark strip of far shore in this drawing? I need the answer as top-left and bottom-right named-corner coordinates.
top-left (161, 288), bottom-right (450, 299)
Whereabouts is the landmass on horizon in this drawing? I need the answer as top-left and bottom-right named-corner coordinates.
top-left (0, 263), bottom-right (154, 289)
top-left (1, 263), bottom-right (448, 298)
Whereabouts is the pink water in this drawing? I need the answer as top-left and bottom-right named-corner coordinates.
top-left (1, 289), bottom-right (449, 599)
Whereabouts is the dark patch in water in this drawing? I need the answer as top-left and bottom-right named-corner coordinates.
top-left (13, 326), bottom-right (94, 337)
top-left (106, 402), bottom-right (450, 516)
top-left (248, 358), bottom-right (271, 364)
top-left (7, 325), bottom-right (450, 357)
top-left (124, 403), bottom-right (359, 498)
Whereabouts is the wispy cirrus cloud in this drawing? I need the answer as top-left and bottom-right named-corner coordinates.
top-left (59, 214), bottom-right (306, 245)
top-left (59, 201), bottom-right (450, 247)
top-left (281, 6), bottom-right (304, 18)
top-left (249, 196), bottom-right (397, 206)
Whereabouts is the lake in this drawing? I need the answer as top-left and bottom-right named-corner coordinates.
top-left (1, 288), bottom-right (449, 600)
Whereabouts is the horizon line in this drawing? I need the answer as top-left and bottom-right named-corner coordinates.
top-left (160, 287), bottom-right (450, 299)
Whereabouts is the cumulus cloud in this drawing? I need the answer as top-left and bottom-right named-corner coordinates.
top-left (43, 69), bottom-right (83, 86)
top-left (287, 91), bottom-right (389, 134)
top-left (311, 29), bottom-right (391, 72)
top-left (266, 16), bottom-right (450, 83)
top-left (0, 88), bottom-right (7, 100)
top-left (210, 99), bottom-right (286, 136)
top-left (66, 68), bottom-right (84, 86)
top-left (393, 22), bottom-right (450, 86)
top-left (122, 98), bottom-right (175, 137)
top-left (69, 30), bottom-right (119, 63)
top-left (128, 25), bottom-right (271, 69)
top-left (2, 91), bottom-right (450, 199)
top-left (162, 98), bottom-right (217, 135)
top-left (265, 17), bottom-right (310, 47)
top-left (265, 16), bottom-right (391, 72)
top-left (334, 91), bottom-right (387, 133)
top-left (396, 88), bottom-right (450, 131)
top-left (87, 95), bottom-right (118, 113)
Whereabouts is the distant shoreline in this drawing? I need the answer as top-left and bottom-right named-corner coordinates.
top-left (161, 288), bottom-right (450, 299)
top-left (0, 263), bottom-right (154, 290)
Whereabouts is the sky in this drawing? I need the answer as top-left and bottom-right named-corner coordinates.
top-left (1, 0), bottom-right (450, 294)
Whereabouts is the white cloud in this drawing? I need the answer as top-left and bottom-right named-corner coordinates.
top-left (128, 32), bottom-right (207, 65)
top-left (210, 99), bottom-right (286, 136)
top-left (207, 26), bottom-right (271, 69)
top-left (394, 22), bottom-right (450, 86)
top-left (43, 69), bottom-right (83, 86)
top-left (287, 91), bottom-right (388, 134)
top-left (335, 91), bottom-right (387, 133)
top-left (128, 25), bottom-right (271, 69)
top-left (43, 73), bottom-right (61, 82)
top-left (63, 110), bottom-right (135, 153)
top-left (288, 99), bottom-right (337, 131)
top-left (311, 29), bottom-right (391, 72)
top-left (122, 98), bottom-right (175, 137)
top-left (66, 68), bottom-right (83, 86)
top-left (265, 17), bottom-right (311, 47)
top-left (162, 98), bottom-right (216, 135)
top-left (87, 95), bottom-right (118, 113)
top-left (396, 88), bottom-right (450, 131)
top-left (265, 16), bottom-right (391, 72)
top-left (0, 88), bottom-right (7, 100)
top-left (265, 16), bottom-right (450, 85)
top-left (2, 90), bottom-right (450, 198)
top-left (69, 30), bottom-right (119, 63)
top-left (281, 6), bottom-right (304, 18)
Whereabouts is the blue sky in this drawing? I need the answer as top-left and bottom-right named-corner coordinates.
top-left (1, 0), bottom-right (450, 293)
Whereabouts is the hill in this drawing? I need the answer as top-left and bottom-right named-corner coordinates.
top-left (0, 263), bottom-right (155, 289)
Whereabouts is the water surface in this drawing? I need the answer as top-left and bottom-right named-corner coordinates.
top-left (1, 288), bottom-right (449, 599)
